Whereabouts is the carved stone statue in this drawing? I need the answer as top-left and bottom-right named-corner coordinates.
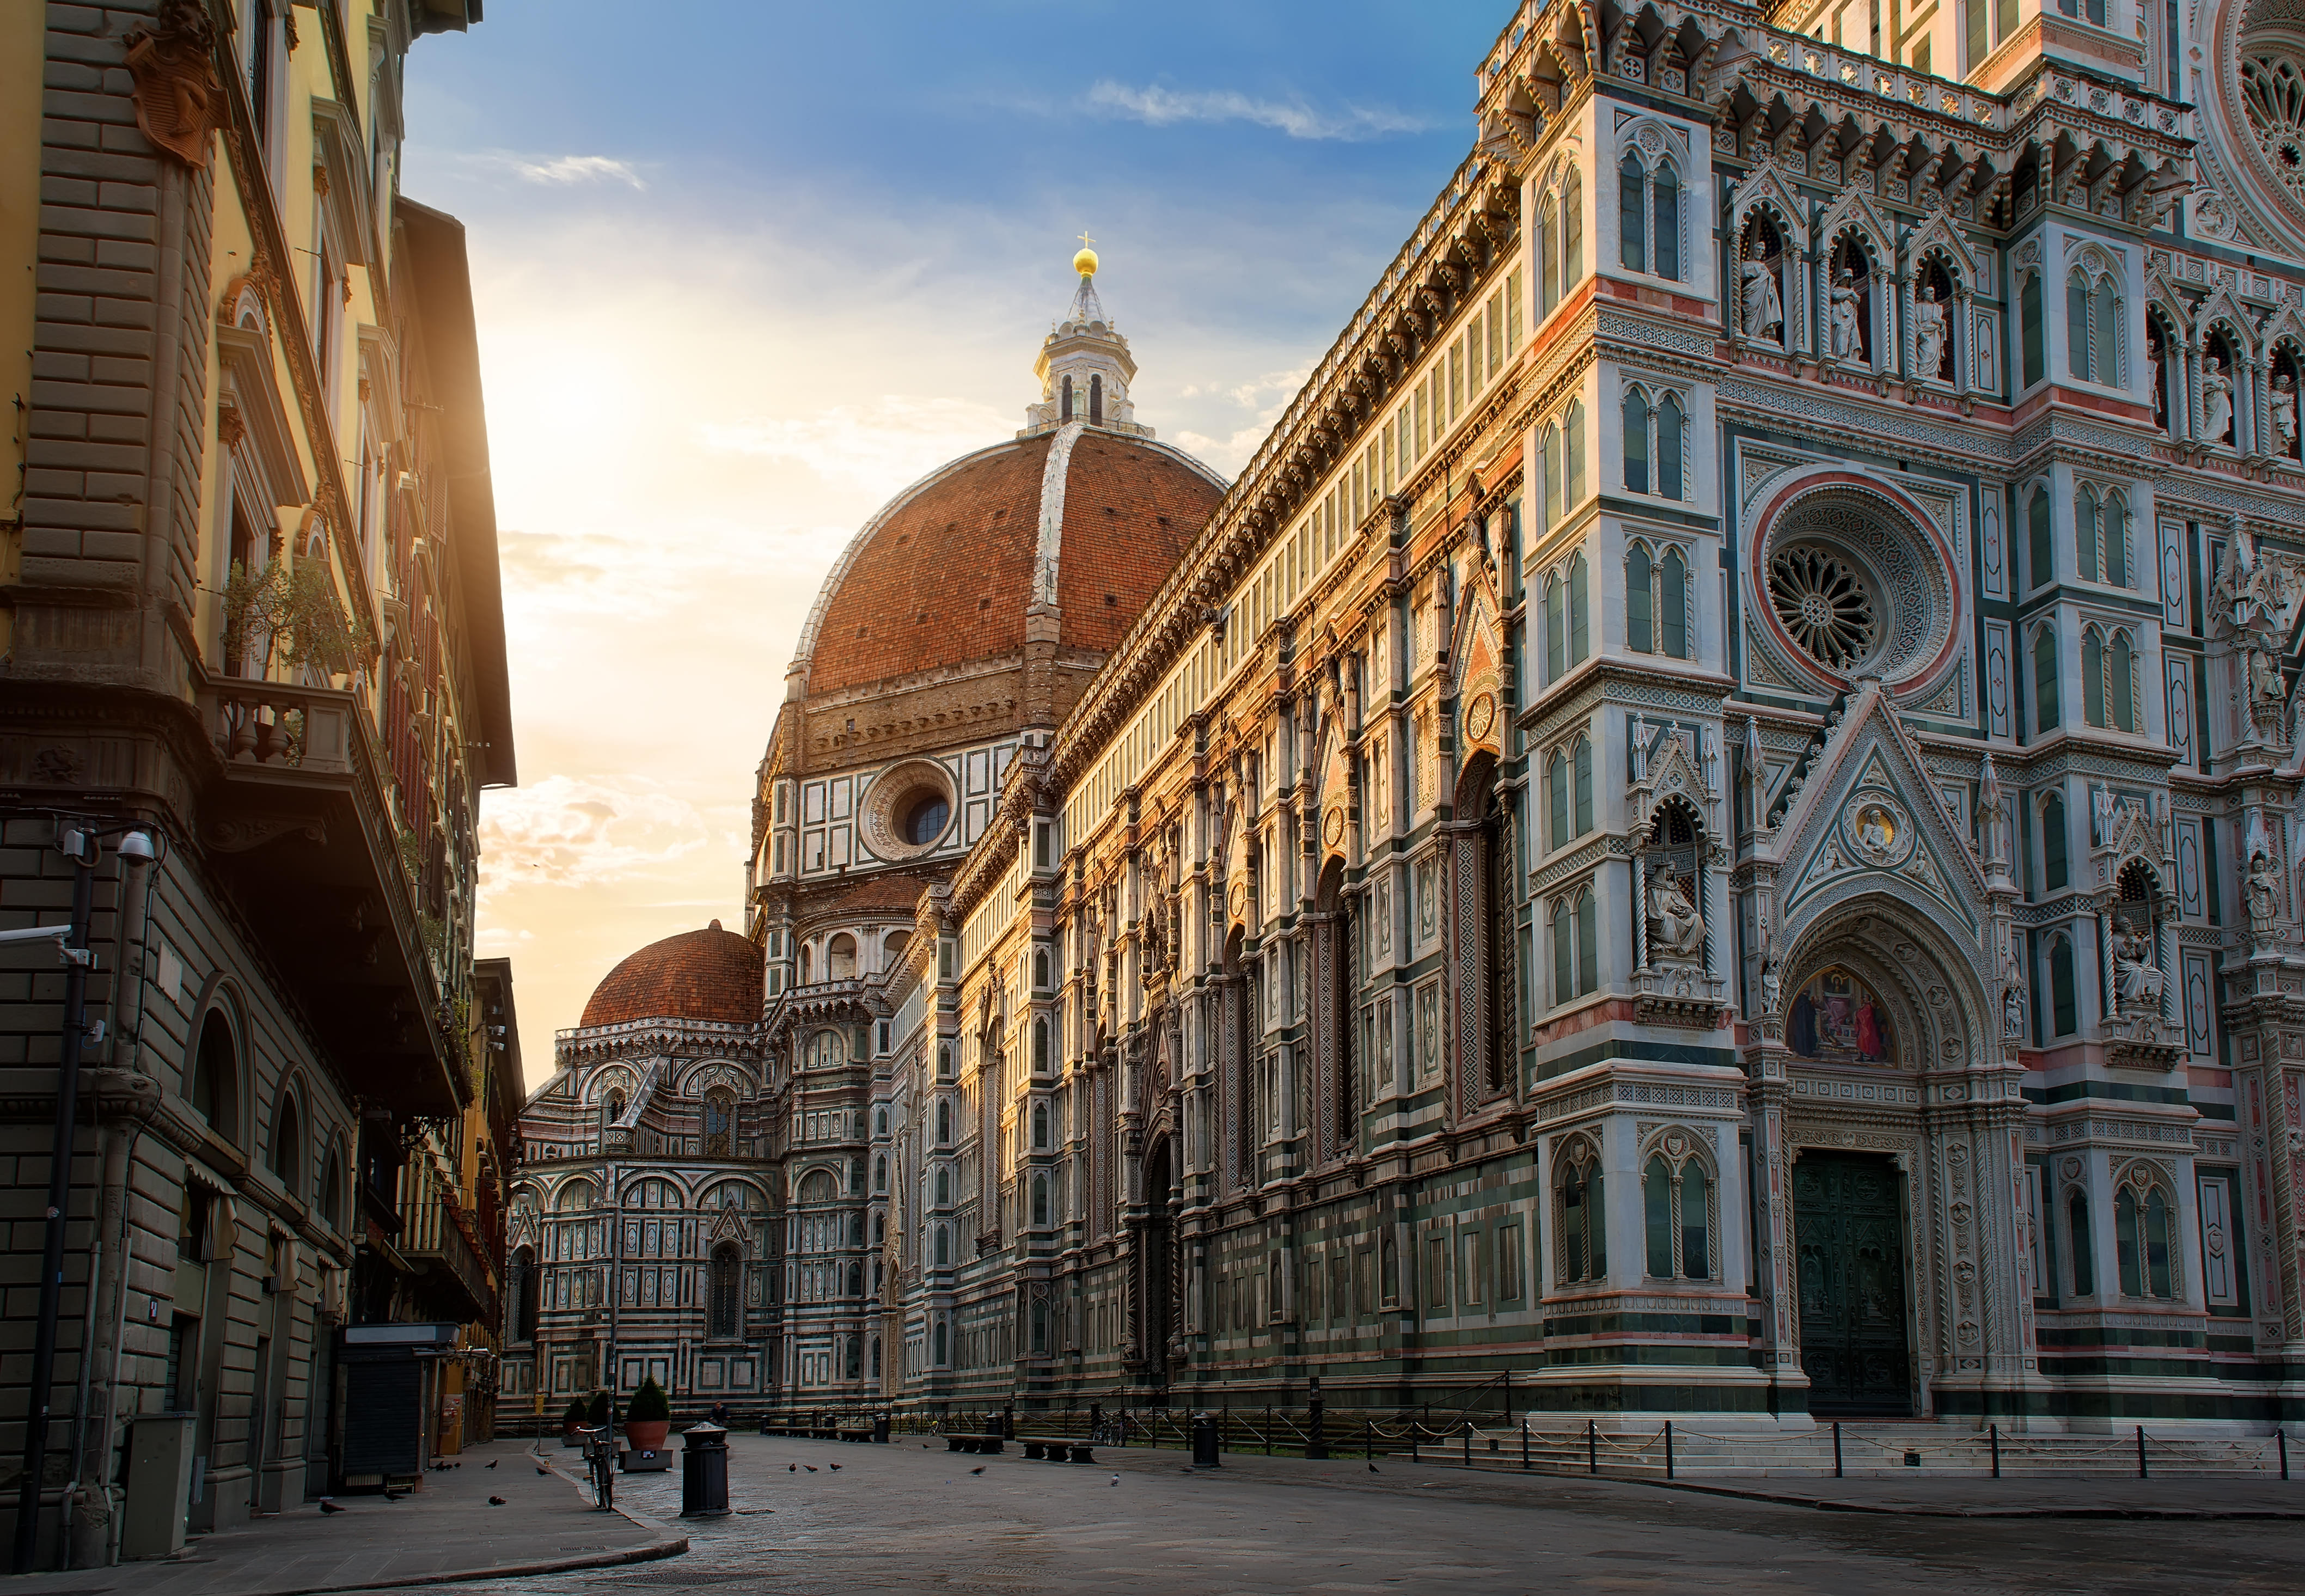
top-left (2275, 372), bottom-right (2300, 460)
top-left (2001, 944), bottom-right (2026, 1038)
top-left (2204, 356), bottom-right (2234, 445)
top-left (1913, 285), bottom-right (1948, 381)
top-left (2148, 341), bottom-right (2165, 431)
top-left (1829, 270), bottom-right (1861, 360)
top-left (1741, 236), bottom-right (1783, 343)
top-left (1648, 875), bottom-right (1705, 962)
top-left (2112, 920), bottom-right (2165, 1010)
top-left (2247, 843), bottom-right (2282, 941)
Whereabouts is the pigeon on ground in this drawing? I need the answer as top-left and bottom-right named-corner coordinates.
top-left (536, 1465), bottom-right (551, 1476)
top-left (319, 1500), bottom-right (345, 1514)
top-left (828, 1463), bottom-right (842, 1471)
top-left (1110, 1475), bottom-right (1120, 1487)
top-left (803, 1464), bottom-right (818, 1472)
top-left (1367, 1464), bottom-right (1380, 1473)
top-left (486, 1460), bottom-right (498, 1470)
top-left (787, 1463), bottom-right (797, 1472)
top-left (969, 1465), bottom-right (985, 1475)
top-left (488, 1495), bottom-right (506, 1506)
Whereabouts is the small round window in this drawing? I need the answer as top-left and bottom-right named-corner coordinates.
top-left (901, 791), bottom-right (949, 846)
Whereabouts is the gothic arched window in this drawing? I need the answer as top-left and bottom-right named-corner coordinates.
top-left (1061, 374), bottom-right (1074, 421)
top-left (1556, 1137), bottom-right (1606, 1283)
top-left (708, 1244), bottom-right (741, 1338)
top-left (1623, 387), bottom-right (1650, 494)
top-left (2114, 1175), bottom-right (2176, 1299)
top-left (2032, 623), bottom-right (2060, 732)
top-left (703, 1088), bottom-right (736, 1158)
top-left (1641, 1146), bottom-right (1713, 1281)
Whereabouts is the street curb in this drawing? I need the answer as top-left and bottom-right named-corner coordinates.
top-left (176, 1454), bottom-right (690, 1596)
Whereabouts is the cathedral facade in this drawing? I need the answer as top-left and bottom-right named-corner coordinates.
top-left (511, 0), bottom-right (2305, 1428)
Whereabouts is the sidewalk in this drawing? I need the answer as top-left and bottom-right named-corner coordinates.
top-left (2, 1437), bottom-right (686, 1595)
top-left (1092, 1439), bottom-right (2305, 1519)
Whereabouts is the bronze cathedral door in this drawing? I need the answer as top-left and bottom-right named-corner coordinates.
top-left (1793, 1152), bottom-right (1913, 1415)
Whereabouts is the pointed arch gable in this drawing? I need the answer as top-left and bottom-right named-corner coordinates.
top-left (1817, 184), bottom-right (1895, 272)
top-left (1727, 158), bottom-right (1806, 254)
top-left (1907, 209), bottom-right (1982, 288)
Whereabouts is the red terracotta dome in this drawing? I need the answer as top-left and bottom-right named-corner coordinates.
top-left (793, 428), bottom-right (1225, 696)
top-left (580, 921), bottom-right (761, 1028)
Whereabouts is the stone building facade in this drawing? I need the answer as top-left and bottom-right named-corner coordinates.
top-left (0, 0), bottom-right (512, 1567)
top-left (525, 0), bottom-right (2305, 1430)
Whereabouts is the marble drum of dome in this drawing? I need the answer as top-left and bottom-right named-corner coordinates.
top-left (1754, 483), bottom-right (1955, 695)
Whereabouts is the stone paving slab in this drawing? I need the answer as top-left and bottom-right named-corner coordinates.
top-left (1, 1438), bottom-right (686, 1596)
top-left (429, 1434), bottom-right (2305, 1596)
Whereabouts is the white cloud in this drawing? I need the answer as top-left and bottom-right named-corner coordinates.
top-left (478, 775), bottom-right (713, 901)
top-left (701, 396), bottom-right (1014, 493)
top-left (464, 150), bottom-right (647, 188)
top-left (1085, 81), bottom-right (1427, 142)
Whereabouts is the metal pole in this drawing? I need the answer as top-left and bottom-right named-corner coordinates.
top-left (2136, 1424), bottom-right (2147, 1479)
top-left (1365, 1420), bottom-right (1373, 1461)
top-left (1521, 1419), bottom-right (1529, 1471)
top-left (1587, 1418), bottom-right (1597, 1474)
top-left (1664, 1420), bottom-right (1674, 1481)
top-left (1265, 1405), bottom-right (1272, 1457)
top-left (1833, 1420), bottom-right (1843, 1479)
top-left (1462, 1423), bottom-right (1471, 1466)
top-left (1990, 1423), bottom-right (2000, 1479)
top-left (2280, 1429), bottom-right (2289, 1482)
top-left (12, 841), bottom-right (95, 1575)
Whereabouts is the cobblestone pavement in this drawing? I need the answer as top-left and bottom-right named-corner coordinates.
top-left (376, 1435), bottom-right (2303, 1596)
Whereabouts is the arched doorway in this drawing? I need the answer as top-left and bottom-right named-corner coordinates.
top-left (1771, 902), bottom-right (1995, 1420)
top-left (1141, 1136), bottom-right (1176, 1381)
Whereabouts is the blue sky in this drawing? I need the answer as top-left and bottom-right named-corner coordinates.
top-left (406, 1), bottom-right (1516, 1067)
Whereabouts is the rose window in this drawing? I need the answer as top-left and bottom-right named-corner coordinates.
top-left (1769, 545), bottom-right (1877, 670)
top-left (2243, 55), bottom-right (2305, 199)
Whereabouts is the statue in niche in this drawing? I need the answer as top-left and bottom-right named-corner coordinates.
top-left (2274, 370), bottom-right (2300, 459)
top-left (1830, 268), bottom-right (1862, 360)
top-left (1741, 230), bottom-right (1784, 343)
top-left (2146, 320), bottom-right (2167, 432)
top-left (2112, 918), bottom-right (2165, 1011)
top-left (2204, 355), bottom-right (2235, 445)
top-left (1914, 284), bottom-right (1949, 381)
top-left (2001, 946), bottom-right (2026, 1038)
top-left (1648, 873), bottom-right (1705, 962)
top-left (2247, 840), bottom-right (2283, 941)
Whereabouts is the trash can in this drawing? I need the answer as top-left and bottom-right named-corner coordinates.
top-left (681, 1422), bottom-right (729, 1517)
top-left (1191, 1412), bottom-right (1220, 1469)
top-left (872, 1412), bottom-right (890, 1445)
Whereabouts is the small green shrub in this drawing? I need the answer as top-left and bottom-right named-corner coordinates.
top-left (563, 1399), bottom-right (588, 1427)
top-left (625, 1376), bottom-right (670, 1424)
top-left (586, 1390), bottom-right (613, 1427)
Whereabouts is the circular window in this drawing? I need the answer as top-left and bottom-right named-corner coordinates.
top-left (859, 760), bottom-right (958, 860)
top-left (901, 791), bottom-right (950, 846)
top-left (1769, 545), bottom-right (1877, 670)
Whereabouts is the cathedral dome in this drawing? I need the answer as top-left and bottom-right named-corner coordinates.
top-left (786, 256), bottom-right (1227, 701)
top-left (791, 422), bottom-right (1224, 698)
top-left (580, 921), bottom-right (762, 1028)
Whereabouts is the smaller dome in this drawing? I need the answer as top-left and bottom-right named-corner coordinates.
top-left (581, 922), bottom-right (761, 1028)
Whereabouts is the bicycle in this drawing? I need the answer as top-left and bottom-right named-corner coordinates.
top-left (584, 1425), bottom-right (615, 1511)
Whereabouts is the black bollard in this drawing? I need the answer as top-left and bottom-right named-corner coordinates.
top-left (1306, 1377), bottom-right (1327, 1461)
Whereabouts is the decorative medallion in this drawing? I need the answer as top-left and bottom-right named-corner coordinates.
top-left (1843, 795), bottom-right (1912, 867)
top-left (1465, 692), bottom-right (1497, 744)
top-left (1323, 808), bottom-right (1346, 849)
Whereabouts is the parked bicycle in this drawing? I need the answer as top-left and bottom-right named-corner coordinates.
top-left (583, 1424), bottom-right (614, 1510)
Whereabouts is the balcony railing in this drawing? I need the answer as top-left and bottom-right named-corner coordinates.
top-left (402, 1190), bottom-right (497, 1327)
top-left (191, 665), bottom-right (464, 1118)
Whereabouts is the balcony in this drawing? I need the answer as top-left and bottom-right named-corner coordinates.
top-left (194, 668), bottom-right (466, 1118)
top-left (401, 1190), bottom-right (497, 1326)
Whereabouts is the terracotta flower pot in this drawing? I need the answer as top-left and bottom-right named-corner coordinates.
top-left (624, 1419), bottom-right (670, 1452)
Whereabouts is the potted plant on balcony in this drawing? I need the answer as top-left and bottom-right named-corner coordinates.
top-left (561, 1398), bottom-right (588, 1447)
top-left (623, 1375), bottom-right (672, 1454)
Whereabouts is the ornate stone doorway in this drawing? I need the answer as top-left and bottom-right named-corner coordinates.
top-left (1793, 1151), bottom-right (1913, 1415)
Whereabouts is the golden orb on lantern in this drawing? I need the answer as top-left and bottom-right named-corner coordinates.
top-left (1073, 233), bottom-right (1098, 278)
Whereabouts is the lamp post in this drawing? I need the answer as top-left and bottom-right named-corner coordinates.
top-left (10, 820), bottom-right (156, 1574)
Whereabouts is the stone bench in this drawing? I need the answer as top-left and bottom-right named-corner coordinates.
top-left (943, 1433), bottom-right (1005, 1454)
top-left (1017, 1436), bottom-right (1096, 1464)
